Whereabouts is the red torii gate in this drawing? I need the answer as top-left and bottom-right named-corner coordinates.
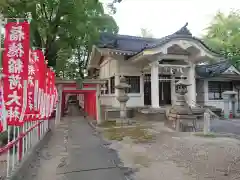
top-left (55, 78), bottom-right (104, 124)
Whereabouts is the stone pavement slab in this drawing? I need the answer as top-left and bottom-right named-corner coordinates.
top-left (64, 168), bottom-right (126, 180)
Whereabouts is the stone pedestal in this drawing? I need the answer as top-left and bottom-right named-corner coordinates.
top-left (168, 79), bottom-right (197, 132)
top-left (223, 91), bottom-right (237, 119)
top-left (115, 77), bottom-right (131, 125)
top-left (203, 112), bottom-right (210, 135)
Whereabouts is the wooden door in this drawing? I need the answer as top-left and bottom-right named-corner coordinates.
top-left (144, 74), bottom-right (151, 105)
top-left (144, 74), bottom-right (172, 106)
top-left (159, 75), bottom-right (171, 105)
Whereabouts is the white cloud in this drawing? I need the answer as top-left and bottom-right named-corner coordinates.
top-left (112, 0), bottom-right (240, 38)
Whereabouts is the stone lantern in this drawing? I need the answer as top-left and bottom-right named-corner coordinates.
top-left (168, 78), bottom-right (197, 132)
top-left (115, 76), bottom-right (131, 124)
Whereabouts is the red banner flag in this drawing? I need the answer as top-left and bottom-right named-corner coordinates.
top-left (45, 68), bottom-right (51, 118)
top-left (53, 85), bottom-right (58, 110)
top-left (48, 69), bottom-right (55, 117)
top-left (38, 62), bottom-right (48, 120)
top-left (31, 50), bottom-right (40, 113)
top-left (25, 49), bottom-right (41, 121)
top-left (34, 50), bottom-right (46, 120)
top-left (3, 22), bottom-right (30, 126)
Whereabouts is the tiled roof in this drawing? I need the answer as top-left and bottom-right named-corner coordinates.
top-left (97, 23), bottom-right (218, 56)
top-left (97, 33), bottom-right (159, 53)
top-left (96, 23), bottom-right (232, 77)
top-left (196, 61), bottom-right (232, 77)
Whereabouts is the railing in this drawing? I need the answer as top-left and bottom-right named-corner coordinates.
top-left (188, 99), bottom-right (219, 120)
top-left (186, 100), bottom-right (219, 132)
top-left (0, 120), bottom-right (49, 179)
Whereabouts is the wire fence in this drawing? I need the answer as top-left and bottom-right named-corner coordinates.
top-left (0, 120), bottom-right (49, 179)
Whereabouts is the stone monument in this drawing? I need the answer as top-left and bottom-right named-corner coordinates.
top-left (222, 91), bottom-right (237, 119)
top-left (115, 76), bottom-right (131, 125)
top-left (168, 78), bottom-right (197, 132)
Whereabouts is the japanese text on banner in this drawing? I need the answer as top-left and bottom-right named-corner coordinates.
top-left (31, 50), bottom-right (40, 112)
top-left (3, 22), bottom-right (30, 126)
top-left (48, 70), bottom-right (55, 117)
top-left (44, 68), bottom-right (50, 119)
top-left (35, 50), bottom-right (46, 119)
top-left (25, 50), bottom-right (39, 121)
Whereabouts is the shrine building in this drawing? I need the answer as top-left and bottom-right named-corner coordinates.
top-left (86, 24), bottom-right (240, 117)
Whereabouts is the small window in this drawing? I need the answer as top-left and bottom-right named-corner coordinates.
top-left (105, 80), bottom-right (109, 94)
top-left (125, 76), bottom-right (140, 93)
top-left (208, 81), bottom-right (233, 100)
top-left (101, 80), bottom-right (109, 95)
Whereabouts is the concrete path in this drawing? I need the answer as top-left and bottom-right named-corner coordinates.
top-left (21, 105), bottom-right (127, 180)
top-left (211, 119), bottom-right (240, 135)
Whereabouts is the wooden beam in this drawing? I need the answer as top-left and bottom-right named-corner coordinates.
top-left (55, 78), bottom-right (106, 85)
top-left (158, 64), bottom-right (190, 68)
top-left (63, 87), bottom-right (96, 91)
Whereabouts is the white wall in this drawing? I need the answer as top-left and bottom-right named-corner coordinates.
top-left (99, 56), bottom-right (144, 107)
top-left (77, 94), bottom-right (84, 109)
top-left (203, 79), bottom-right (239, 111)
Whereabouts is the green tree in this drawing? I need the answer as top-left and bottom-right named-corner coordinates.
top-left (107, 0), bottom-right (122, 14)
top-left (140, 28), bottom-right (153, 38)
top-left (1, 0), bottom-right (118, 78)
top-left (203, 10), bottom-right (240, 66)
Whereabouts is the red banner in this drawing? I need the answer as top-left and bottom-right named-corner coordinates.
top-left (3, 22), bottom-right (30, 126)
top-left (48, 69), bottom-right (55, 117)
top-left (40, 60), bottom-right (48, 119)
top-left (31, 50), bottom-right (40, 113)
top-left (33, 50), bottom-right (46, 120)
top-left (53, 85), bottom-right (58, 109)
top-left (25, 49), bottom-right (41, 121)
top-left (44, 68), bottom-right (50, 118)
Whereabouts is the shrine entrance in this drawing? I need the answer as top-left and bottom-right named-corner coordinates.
top-left (55, 79), bottom-right (105, 124)
top-left (144, 74), bottom-right (171, 106)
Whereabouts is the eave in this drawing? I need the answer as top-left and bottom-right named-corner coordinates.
top-left (87, 46), bottom-right (137, 70)
top-left (55, 78), bottom-right (106, 85)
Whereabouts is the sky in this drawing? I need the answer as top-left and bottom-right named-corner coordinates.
top-left (105, 0), bottom-right (240, 38)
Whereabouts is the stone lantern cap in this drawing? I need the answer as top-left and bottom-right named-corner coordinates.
top-left (175, 79), bottom-right (191, 87)
top-left (115, 76), bottom-right (131, 89)
top-left (222, 91), bottom-right (237, 95)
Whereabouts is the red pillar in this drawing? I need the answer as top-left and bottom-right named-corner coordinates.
top-left (89, 93), bottom-right (93, 118)
top-left (93, 92), bottom-right (96, 120)
top-left (61, 92), bottom-right (65, 116)
top-left (85, 93), bottom-right (89, 116)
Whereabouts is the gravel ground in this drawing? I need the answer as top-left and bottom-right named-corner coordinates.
top-left (0, 153), bottom-right (7, 179)
top-left (107, 122), bottom-right (240, 180)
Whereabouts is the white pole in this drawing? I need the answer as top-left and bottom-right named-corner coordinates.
top-left (12, 127), bottom-right (16, 169)
top-left (6, 126), bottom-right (10, 177)
top-left (16, 127), bottom-right (20, 163)
top-left (22, 122), bottom-right (26, 157)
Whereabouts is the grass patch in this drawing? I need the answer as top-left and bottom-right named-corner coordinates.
top-left (98, 121), bottom-right (116, 128)
top-left (194, 132), bottom-right (216, 138)
top-left (133, 155), bottom-right (150, 167)
top-left (103, 126), bottom-right (154, 143)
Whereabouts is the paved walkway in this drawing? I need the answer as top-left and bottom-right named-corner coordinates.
top-left (211, 119), bottom-right (240, 135)
top-left (22, 105), bottom-right (127, 180)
